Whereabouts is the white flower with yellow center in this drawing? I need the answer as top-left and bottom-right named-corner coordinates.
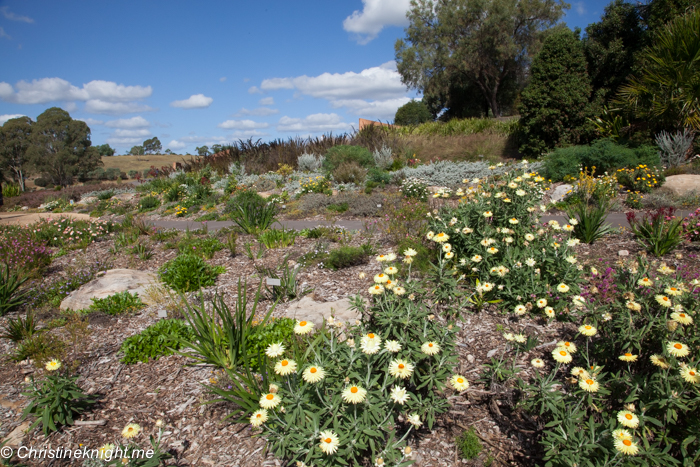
top-left (384, 266), bottom-right (399, 275)
top-left (442, 243), bottom-right (452, 253)
top-left (572, 296), bottom-right (585, 307)
top-left (274, 359), bottom-right (297, 376)
top-left (552, 348), bottom-right (572, 363)
top-left (671, 312), bottom-right (693, 325)
top-left (385, 340), bottom-right (402, 353)
top-left (525, 233), bottom-right (535, 241)
top-left (98, 444), bottom-right (115, 460)
top-left (342, 385), bottom-right (367, 404)
top-left (557, 283), bottom-right (570, 293)
top-left (421, 342), bottom-right (441, 355)
top-left (514, 334), bottom-right (526, 343)
top-left (531, 358), bottom-right (545, 368)
top-left (614, 437), bottom-right (639, 456)
top-left (487, 247), bottom-right (498, 255)
top-left (426, 231), bottom-right (434, 240)
top-left (302, 366), bottom-right (326, 384)
top-left (480, 282), bottom-right (494, 292)
top-left (390, 386), bottom-right (410, 405)
top-left (509, 218), bottom-right (519, 224)
top-left (403, 248), bottom-right (417, 257)
top-left (516, 189), bottom-right (526, 196)
top-left (461, 227), bottom-right (473, 234)
top-left (665, 286), bottom-right (683, 296)
top-left (562, 224), bottom-right (574, 232)
top-left (565, 256), bottom-right (577, 264)
top-left (626, 301), bottom-right (642, 311)
top-left (122, 423), bottom-right (141, 439)
top-left (376, 254), bottom-right (389, 262)
top-left (579, 324), bottom-right (597, 337)
top-left (433, 232), bottom-right (449, 243)
top-left (579, 378), bottom-right (599, 392)
top-left (503, 332), bottom-right (515, 341)
top-left (544, 307), bottom-right (555, 319)
top-left (265, 342), bottom-right (285, 358)
top-left (483, 211), bottom-right (493, 217)
top-left (536, 298), bottom-right (547, 308)
top-left (657, 264), bottom-right (674, 275)
top-left (393, 286), bottom-right (406, 296)
top-left (680, 366), bottom-right (700, 384)
top-left (319, 430), bottom-right (340, 455)
top-left (360, 333), bottom-right (382, 354)
top-left (369, 284), bottom-right (385, 295)
top-left (619, 352), bottom-right (638, 362)
top-left (445, 251), bottom-right (454, 259)
top-left (250, 409), bottom-right (268, 427)
top-left (567, 239), bottom-right (580, 247)
top-left (650, 354), bottom-right (670, 369)
top-left (294, 320), bottom-right (314, 335)
top-left (471, 255), bottom-right (482, 263)
top-left (655, 295), bottom-right (672, 307)
top-left (525, 258), bottom-right (536, 267)
top-left (389, 359), bottom-right (415, 379)
top-left (374, 273), bottom-right (389, 284)
top-left (450, 375), bottom-right (469, 391)
top-left (385, 279), bottom-right (396, 290)
top-left (407, 414), bottom-right (422, 428)
top-left (667, 341), bottom-right (690, 357)
top-left (557, 341), bottom-right (577, 353)
top-left (45, 359), bottom-right (61, 372)
top-left (617, 410), bottom-right (639, 428)
top-left (570, 367), bottom-right (589, 378)
top-left (638, 277), bottom-right (653, 287)
top-left (514, 304), bottom-right (527, 315)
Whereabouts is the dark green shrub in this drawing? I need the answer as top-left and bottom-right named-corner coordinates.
top-left (543, 139), bottom-right (659, 181)
top-left (323, 145), bottom-right (375, 172)
top-left (332, 161), bottom-right (367, 184)
top-left (127, 170), bottom-right (138, 178)
top-left (245, 318), bottom-right (295, 370)
top-left (138, 196), bottom-right (161, 212)
top-left (367, 167), bottom-right (392, 185)
top-left (327, 202), bottom-right (349, 213)
top-left (225, 190), bottom-right (278, 234)
top-left (456, 427), bottom-right (482, 460)
top-left (325, 244), bottom-right (372, 270)
top-left (96, 189), bottom-right (115, 201)
top-left (164, 184), bottom-right (182, 202)
top-left (394, 99), bottom-right (432, 126)
top-left (519, 29), bottom-right (594, 158)
top-left (120, 319), bottom-right (194, 364)
top-left (89, 291), bottom-right (145, 315)
top-left (177, 235), bottom-right (224, 259)
top-left (34, 177), bottom-right (50, 188)
top-left (159, 254), bottom-right (224, 292)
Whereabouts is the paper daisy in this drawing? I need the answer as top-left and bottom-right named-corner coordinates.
top-left (294, 320), bottom-right (314, 335)
top-left (389, 359), bottom-right (415, 379)
top-left (250, 409), bottom-right (268, 427)
top-left (274, 359), bottom-right (298, 376)
top-left (259, 392), bottom-right (282, 409)
top-left (302, 366), bottom-right (326, 384)
top-left (319, 430), bottom-right (340, 455)
top-left (450, 375), bottom-right (470, 390)
top-left (421, 342), bottom-right (441, 355)
top-left (390, 386), bottom-right (410, 405)
top-left (342, 385), bottom-right (367, 404)
top-left (265, 342), bottom-right (285, 358)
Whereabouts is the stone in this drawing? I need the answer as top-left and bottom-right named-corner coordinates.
top-left (549, 184), bottom-right (573, 203)
top-left (467, 354), bottom-right (475, 363)
top-left (114, 192), bottom-right (136, 202)
top-left (618, 250), bottom-right (630, 257)
top-left (486, 348), bottom-right (498, 358)
top-left (60, 269), bottom-right (159, 311)
top-left (279, 295), bottom-right (364, 327)
top-left (3, 421), bottom-right (31, 447)
top-left (663, 175), bottom-right (700, 197)
top-left (77, 196), bottom-right (98, 205)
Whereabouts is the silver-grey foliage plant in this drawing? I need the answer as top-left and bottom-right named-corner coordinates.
top-left (373, 145), bottom-right (394, 169)
top-left (297, 153), bottom-right (325, 172)
top-left (393, 160), bottom-right (543, 187)
top-left (656, 128), bottom-right (694, 167)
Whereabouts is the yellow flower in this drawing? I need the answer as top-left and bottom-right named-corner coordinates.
top-left (360, 332), bottom-right (382, 354)
top-left (614, 437), bottom-right (639, 456)
top-left (421, 342), bottom-right (441, 355)
top-left (487, 247), bottom-right (498, 254)
top-left (319, 430), bottom-right (340, 455)
top-left (433, 232), bottom-right (449, 243)
top-left (274, 359), bottom-right (298, 375)
top-left (665, 286), bottom-right (683, 296)
top-left (294, 320), bottom-right (314, 335)
top-left (122, 423), bottom-right (141, 439)
top-left (671, 312), bottom-right (693, 325)
top-left (302, 366), bottom-right (326, 384)
top-left (680, 366), bottom-right (700, 384)
top-left (667, 341), bottom-right (690, 358)
top-left (250, 409), bottom-right (268, 427)
top-left (450, 375), bottom-right (470, 390)
top-left (637, 277), bottom-right (653, 287)
top-left (390, 385), bottom-right (410, 405)
top-left (45, 359), bottom-right (61, 372)
top-left (650, 354), bottom-right (670, 369)
top-left (374, 273), bottom-right (389, 284)
top-left (578, 324), bottom-right (597, 337)
top-left (531, 358), bottom-right (545, 368)
top-left (617, 410), bottom-right (639, 428)
top-left (655, 295), bottom-right (672, 307)
top-left (384, 266), bottom-right (399, 275)
top-left (342, 385), bottom-right (367, 404)
top-left (389, 359), bottom-right (415, 379)
top-left (557, 283), bottom-right (570, 293)
top-left (369, 284), bottom-right (385, 295)
top-left (579, 378), bottom-right (599, 392)
top-left (557, 341), bottom-right (577, 353)
top-left (619, 352), bottom-right (638, 362)
top-left (552, 348), bottom-right (572, 363)
top-left (259, 392), bottom-right (282, 409)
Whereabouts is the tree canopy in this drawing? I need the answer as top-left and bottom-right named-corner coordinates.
top-left (0, 116), bottom-right (33, 191)
top-left (129, 145), bottom-right (145, 156)
top-left (143, 137), bottom-right (162, 154)
top-left (395, 0), bottom-right (567, 118)
top-left (394, 100), bottom-right (433, 125)
top-left (96, 143), bottom-right (116, 157)
top-left (196, 145), bottom-right (210, 156)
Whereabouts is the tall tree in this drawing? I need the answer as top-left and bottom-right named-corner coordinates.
top-left (394, 100), bottom-right (433, 125)
top-left (0, 116), bottom-right (33, 191)
top-left (196, 145), bottom-right (210, 156)
top-left (519, 28), bottom-right (594, 157)
top-left (129, 145), bottom-right (145, 156)
top-left (28, 108), bottom-right (102, 186)
top-left (96, 143), bottom-right (115, 157)
top-left (210, 144), bottom-right (223, 154)
top-left (395, 0), bottom-right (567, 118)
top-left (143, 137), bottom-right (162, 154)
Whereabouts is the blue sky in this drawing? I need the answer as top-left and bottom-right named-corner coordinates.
top-left (0, 0), bottom-right (612, 154)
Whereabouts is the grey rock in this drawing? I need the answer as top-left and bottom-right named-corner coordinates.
top-left (618, 250), bottom-right (630, 257)
top-left (550, 184), bottom-right (573, 203)
top-left (77, 196), bottom-right (98, 205)
top-left (60, 269), bottom-right (159, 311)
top-left (114, 192), bottom-right (136, 202)
top-left (467, 354), bottom-right (475, 363)
top-left (279, 295), bottom-right (365, 327)
top-left (663, 175), bottom-right (700, 197)
top-left (486, 348), bottom-right (498, 358)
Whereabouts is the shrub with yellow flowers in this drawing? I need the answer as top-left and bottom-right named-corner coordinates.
top-left (428, 168), bottom-right (584, 316)
top-left (210, 252), bottom-right (461, 467)
top-left (518, 256), bottom-right (700, 465)
top-left (174, 205), bottom-right (187, 217)
top-left (299, 176), bottom-right (332, 195)
top-left (616, 164), bottom-right (665, 193)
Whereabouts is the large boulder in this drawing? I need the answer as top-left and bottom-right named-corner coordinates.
top-left (60, 269), bottom-right (159, 311)
top-left (549, 184), bottom-right (573, 203)
top-left (279, 296), bottom-right (364, 327)
top-left (662, 175), bottom-right (700, 197)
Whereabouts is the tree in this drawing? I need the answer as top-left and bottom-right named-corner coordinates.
top-left (129, 145), bottom-right (145, 156)
top-left (28, 107), bottom-right (102, 186)
top-left (394, 100), bottom-right (433, 125)
top-left (164, 149), bottom-right (173, 155)
top-left (395, 0), bottom-right (567, 118)
top-left (143, 137), bottom-right (162, 154)
top-left (196, 145), bottom-right (210, 156)
top-left (96, 143), bottom-right (116, 157)
top-left (518, 28), bottom-right (594, 157)
top-left (617, 8), bottom-right (700, 132)
top-left (0, 116), bottom-right (33, 191)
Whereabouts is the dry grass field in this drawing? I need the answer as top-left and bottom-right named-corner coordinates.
top-left (101, 154), bottom-right (201, 173)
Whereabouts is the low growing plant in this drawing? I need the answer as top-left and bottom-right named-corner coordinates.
top-left (120, 319), bottom-right (194, 364)
top-left (325, 244), bottom-right (373, 270)
top-left (159, 254), bottom-right (224, 292)
top-left (177, 235), bottom-right (223, 259)
top-left (627, 207), bottom-right (684, 256)
top-left (0, 264), bottom-right (30, 316)
top-left (259, 228), bottom-right (298, 249)
top-left (0, 312), bottom-right (38, 342)
top-left (456, 427), bottom-right (483, 460)
top-left (89, 291), bottom-right (145, 315)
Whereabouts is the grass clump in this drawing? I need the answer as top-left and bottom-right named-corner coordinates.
top-left (456, 427), bottom-right (483, 460)
top-left (138, 195), bottom-right (161, 212)
top-left (323, 145), bottom-right (375, 172)
top-left (159, 254), bottom-right (224, 292)
top-left (259, 228), bottom-right (298, 249)
top-left (120, 319), bottom-right (194, 364)
top-left (89, 291), bottom-right (145, 315)
top-left (177, 235), bottom-right (224, 259)
top-left (325, 244), bottom-right (373, 270)
top-left (0, 313), bottom-right (38, 343)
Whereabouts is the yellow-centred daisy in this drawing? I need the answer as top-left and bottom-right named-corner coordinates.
top-left (302, 366), bottom-right (326, 384)
top-left (374, 273), bottom-right (389, 284)
top-left (619, 352), bottom-right (638, 362)
top-left (557, 341), bottom-right (577, 353)
top-left (614, 437), bottom-right (639, 456)
top-left (552, 349), bottom-right (572, 363)
top-left (514, 304), bottom-right (527, 315)
top-left (360, 333), bottom-right (382, 354)
top-left (531, 358), bottom-right (545, 368)
top-left (557, 283), bottom-right (570, 293)
top-left (274, 359), bottom-right (298, 376)
top-left (433, 232), bottom-right (449, 243)
top-left (544, 307), bottom-right (555, 318)
top-left (390, 386), bottom-right (410, 404)
top-left (369, 284), bottom-right (385, 295)
top-left (617, 410), bottom-right (639, 428)
top-left (259, 392), bottom-right (282, 409)
top-left (250, 409), bottom-right (268, 427)
top-left (389, 359), bottom-right (415, 379)
top-left (384, 266), bottom-right (399, 275)
top-left (536, 298), bottom-right (547, 308)
top-left (637, 277), bottom-right (653, 287)
top-left (342, 385), bottom-right (367, 404)
top-left (294, 320), bottom-right (314, 335)
top-left (579, 378), bottom-right (599, 392)
top-left (421, 342), bottom-right (441, 355)
top-left (667, 341), bottom-right (690, 357)
top-left (579, 324), bottom-right (597, 337)
top-left (407, 414), bottom-right (422, 428)
top-left (680, 366), bottom-right (700, 384)
top-left (655, 295), bottom-right (672, 307)
top-left (393, 286), bottom-right (406, 296)
top-left (671, 312), bottom-right (693, 325)
top-left (265, 342), bottom-right (285, 358)
top-left (45, 359), bottom-right (61, 372)
top-left (319, 430), bottom-right (340, 455)
top-left (450, 375), bottom-right (470, 390)
top-left (650, 354), bottom-right (670, 368)
top-left (570, 367), bottom-right (589, 378)
top-left (122, 423), bottom-right (141, 439)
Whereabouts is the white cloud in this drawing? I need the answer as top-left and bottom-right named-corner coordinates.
top-left (218, 119), bottom-right (269, 130)
top-left (574, 2), bottom-right (586, 15)
top-left (233, 107), bottom-right (280, 117)
top-left (76, 118), bottom-right (104, 126)
top-left (0, 114), bottom-right (26, 125)
top-left (82, 80), bottom-right (152, 102)
top-left (248, 86), bottom-right (263, 94)
top-left (170, 93), bottom-right (213, 109)
top-left (259, 97), bottom-right (274, 106)
top-left (0, 78), bottom-right (152, 105)
top-left (229, 130), bottom-right (268, 139)
top-left (219, 77), bottom-right (227, 82)
top-left (0, 27), bottom-right (11, 40)
top-left (104, 116), bottom-right (150, 129)
top-left (0, 6), bottom-right (34, 23)
top-left (259, 61), bottom-right (407, 101)
top-left (168, 140), bottom-right (188, 151)
top-left (84, 100), bottom-right (154, 115)
top-left (111, 128), bottom-right (151, 138)
top-left (331, 97), bottom-right (411, 119)
top-left (343, 0), bottom-right (410, 44)
top-left (277, 113), bottom-right (352, 133)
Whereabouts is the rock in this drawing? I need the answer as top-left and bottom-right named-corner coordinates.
top-left (279, 296), bottom-right (364, 327)
top-left (21, 206), bottom-right (28, 211)
top-left (550, 184), bottom-right (573, 203)
top-left (486, 349), bottom-right (498, 358)
top-left (3, 420), bottom-right (31, 447)
top-left (60, 269), bottom-right (159, 311)
top-left (467, 354), bottom-right (475, 363)
top-left (618, 250), bottom-right (630, 257)
top-left (114, 192), bottom-right (136, 202)
top-left (77, 196), bottom-right (98, 205)
top-left (663, 175), bottom-right (700, 197)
